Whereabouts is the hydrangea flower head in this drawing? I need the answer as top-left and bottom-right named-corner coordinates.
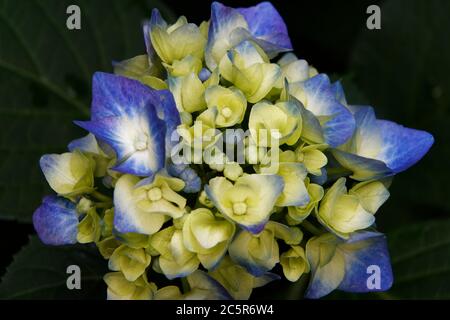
top-left (32, 2), bottom-right (433, 300)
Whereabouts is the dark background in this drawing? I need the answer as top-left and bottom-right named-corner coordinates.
top-left (0, 0), bottom-right (448, 299)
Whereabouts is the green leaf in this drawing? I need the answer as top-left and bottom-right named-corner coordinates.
top-left (0, 236), bottom-right (108, 299)
top-left (384, 219), bottom-right (450, 299)
top-left (0, 0), bottom-right (174, 222)
top-left (349, 0), bottom-right (450, 227)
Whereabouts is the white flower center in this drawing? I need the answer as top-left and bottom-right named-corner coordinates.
top-left (221, 107), bottom-right (232, 118)
top-left (134, 134), bottom-right (149, 151)
top-left (147, 187), bottom-right (162, 201)
top-left (232, 202), bottom-right (247, 215)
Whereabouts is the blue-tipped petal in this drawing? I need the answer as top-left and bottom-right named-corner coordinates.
top-left (185, 270), bottom-right (233, 300)
top-left (338, 231), bottom-right (393, 293)
top-left (90, 72), bottom-right (180, 146)
top-left (297, 102), bottom-right (326, 144)
top-left (114, 175), bottom-right (166, 235)
top-left (332, 106), bottom-right (434, 180)
top-left (237, 1), bottom-right (292, 57)
top-left (32, 196), bottom-right (78, 245)
top-left (206, 1), bottom-right (292, 69)
top-left (150, 89), bottom-right (181, 153)
top-left (229, 39), bottom-right (267, 65)
top-left (331, 80), bottom-right (347, 106)
top-left (143, 9), bottom-right (167, 60)
top-left (351, 106), bottom-right (381, 153)
top-left (167, 164), bottom-right (201, 193)
top-left (234, 260), bottom-right (271, 277)
top-left (302, 74), bottom-right (355, 147)
top-left (305, 231), bottom-right (393, 298)
top-left (198, 68), bottom-right (212, 82)
top-left (243, 222), bottom-right (267, 235)
top-left (276, 163), bottom-right (310, 207)
top-left (76, 108), bottom-right (165, 177)
top-left (111, 147), bottom-right (164, 177)
top-left (310, 167), bottom-right (328, 185)
top-left (68, 133), bottom-right (100, 154)
top-left (150, 8), bottom-right (167, 29)
top-left (376, 119), bottom-right (434, 173)
top-left (332, 149), bottom-right (391, 181)
top-left (142, 8), bottom-right (174, 70)
top-left (253, 272), bottom-right (281, 288)
top-left (204, 175), bottom-right (284, 234)
top-left (142, 20), bottom-right (154, 60)
top-left (302, 74), bottom-right (339, 115)
top-left (205, 2), bottom-right (248, 70)
top-left (229, 229), bottom-right (279, 277)
top-left (331, 107), bottom-right (391, 180)
top-left (76, 74), bottom-right (168, 176)
top-left (91, 72), bottom-right (151, 120)
top-left (75, 117), bottom-right (133, 162)
top-left (90, 72), bottom-right (179, 142)
top-left (322, 105), bottom-right (355, 148)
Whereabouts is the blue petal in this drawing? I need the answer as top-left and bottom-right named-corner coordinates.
top-left (302, 74), bottom-right (337, 115)
top-left (322, 107), bottom-right (355, 149)
top-left (331, 80), bottom-right (347, 106)
top-left (167, 164), bottom-right (201, 193)
top-left (376, 119), bottom-right (434, 173)
top-left (150, 8), bottom-right (167, 28)
top-left (302, 74), bottom-right (355, 147)
top-left (310, 167), bottom-right (328, 185)
top-left (205, 2), bottom-right (248, 70)
top-left (305, 234), bottom-right (345, 299)
top-left (338, 231), bottom-right (393, 293)
top-left (68, 133), bottom-right (102, 155)
top-left (75, 117), bottom-right (131, 161)
top-left (229, 235), bottom-right (273, 277)
top-left (32, 196), bottom-right (78, 245)
top-left (233, 258), bottom-right (270, 277)
top-left (90, 73), bottom-right (180, 144)
top-left (76, 107), bottom-right (166, 177)
top-left (237, 1), bottom-right (292, 57)
top-left (186, 270), bottom-right (233, 300)
top-left (142, 20), bottom-right (153, 60)
top-left (306, 276), bottom-right (341, 299)
top-left (297, 101), bottom-right (325, 144)
top-left (76, 73), bottom-right (170, 176)
top-left (254, 272), bottom-right (281, 287)
top-left (353, 106), bottom-right (380, 148)
top-left (112, 148), bottom-right (164, 177)
top-left (91, 72), bottom-right (152, 120)
top-left (228, 40), bottom-right (265, 65)
top-left (244, 222), bottom-right (269, 235)
top-left (277, 163), bottom-right (310, 207)
top-left (143, 9), bottom-right (167, 61)
top-left (198, 68), bottom-right (212, 82)
top-left (332, 149), bottom-right (392, 181)
top-left (149, 89), bottom-right (181, 154)
top-left (305, 231), bottom-right (393, 298)
top-left (332, 106), bottom-right (434, 179)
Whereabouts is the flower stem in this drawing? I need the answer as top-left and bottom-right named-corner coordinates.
top-left (181, 277), bottom-right (190, 293)
top-left (91, 190), bottom-right (112, 203)
top-left (95, 202), bottom-right (113, 209)
top-left (301, 220), bottom-right (324, 236)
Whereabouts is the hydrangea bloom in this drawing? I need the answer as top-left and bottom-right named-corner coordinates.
top-left (32, 1), bottom-right (433, 300)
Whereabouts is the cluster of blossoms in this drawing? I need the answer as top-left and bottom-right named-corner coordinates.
top-left (32, 2), bottom-right (433, 299)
